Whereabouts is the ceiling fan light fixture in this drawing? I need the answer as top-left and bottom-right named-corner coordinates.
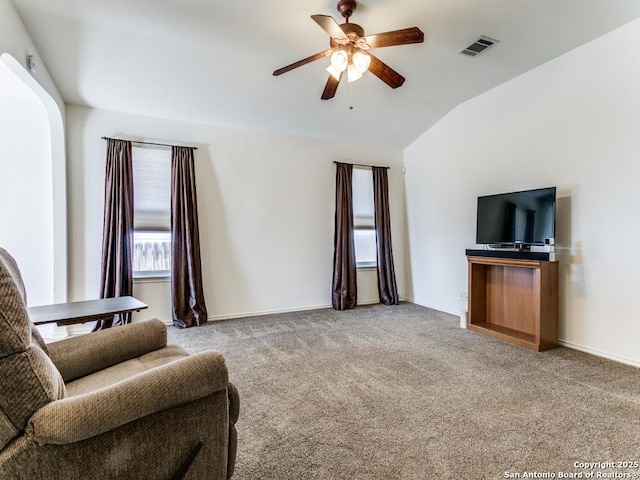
top-left (330, 50), bottom-right (349, 72)
top-left (347, 63), bottom-right (363, 82)
top-left (352, 51), bottom-right (371, 74)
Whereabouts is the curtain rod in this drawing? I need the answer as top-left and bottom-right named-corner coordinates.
top-left (101, 136), bottom-right (198, 150)
top-left (333, 161), bottom-right (390, 170)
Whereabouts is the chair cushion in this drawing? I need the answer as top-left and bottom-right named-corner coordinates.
top-left (65, 345), bottom-right (190, 397)
top-left (0, 251), bottom-right (66, 450)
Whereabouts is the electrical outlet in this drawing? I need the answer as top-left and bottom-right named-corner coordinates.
top-left (459, 291), bottom-right (468, 302)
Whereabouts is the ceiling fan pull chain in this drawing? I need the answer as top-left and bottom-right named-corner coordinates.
top-left (348, 81), bottom-right (354, 110)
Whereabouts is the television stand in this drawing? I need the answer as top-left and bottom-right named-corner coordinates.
top-left (466, 253), bottom-right (558, 351)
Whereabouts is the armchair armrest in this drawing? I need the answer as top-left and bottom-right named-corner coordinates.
top-left (47, 319), bottom-right (167, 382)
top-left (27, 350), bottom-right (229, 445)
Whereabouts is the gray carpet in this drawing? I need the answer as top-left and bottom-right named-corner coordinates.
top-left (167, 303), bottom-right (640, 480)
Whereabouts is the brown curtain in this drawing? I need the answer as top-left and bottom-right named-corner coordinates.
top-left (95, 139), bottom-right (134, 330)
top-left (372, 167), bottom-right (399, 305)
top-left (332, 162), bottom-right (357, 310)
top-left (171, 146), bottom-right (208, 328)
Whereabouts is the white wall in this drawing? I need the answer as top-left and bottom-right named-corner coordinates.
top-left (66, 105), bottom-right (407, 325)
top-left (1, 0), bottom-right (67, 310)
top-left (0, 85), bottom-right (53, 305)
top-left (404, 18), bottom-right (640, 367)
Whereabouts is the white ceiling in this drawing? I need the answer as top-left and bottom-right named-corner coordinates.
top-left (11, 0), bottom-right (640, 148)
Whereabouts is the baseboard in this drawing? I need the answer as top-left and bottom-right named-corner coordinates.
top-left (44, 299), bottom-right (410, 335)
top-left (356, 298), bottom-right (384, 307)
top-left (207, 303), bottom-right (332, 322)
top-left (404, 298), bottom-right (461, 317)
top-left (39, 299), bottom-right (640, 368)
top-left (406, 302), bottom-right (640, 368)
top-left (558, 339), bottom-right (640, 369)
top-left (205, 297), bottom-right (409, 323)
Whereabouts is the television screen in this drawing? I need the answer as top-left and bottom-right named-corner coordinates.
top-left (476, 187), bottom-right (556, 246)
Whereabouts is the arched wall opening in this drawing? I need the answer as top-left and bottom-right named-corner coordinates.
top-left (0, 52), bottom-right (67, 311)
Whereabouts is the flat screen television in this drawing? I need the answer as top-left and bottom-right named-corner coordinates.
top-left (476, 187), bottom-right (556, 246)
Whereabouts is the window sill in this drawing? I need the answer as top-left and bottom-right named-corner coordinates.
top-left (134, 272), bottom-right (171, 284)
top-left (357, 263), bottom-right (377, 270)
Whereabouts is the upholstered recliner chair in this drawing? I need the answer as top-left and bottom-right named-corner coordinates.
top-left (0, 248), bottom-right (239, 479)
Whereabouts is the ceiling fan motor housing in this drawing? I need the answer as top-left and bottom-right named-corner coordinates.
top-left (337, 0), bottom-right (357, 19)
top-left (330, 22), bottom-right (365, 49)
top-left (341, 23), bottom-right (365, 37)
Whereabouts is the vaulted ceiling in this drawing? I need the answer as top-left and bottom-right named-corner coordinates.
top-left (11, 0), bottom-right (640, 148)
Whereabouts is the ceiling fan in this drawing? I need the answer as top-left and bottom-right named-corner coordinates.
top-left (273, 0), bottom-right (424, 100)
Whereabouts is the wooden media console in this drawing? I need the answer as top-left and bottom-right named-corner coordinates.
top-left (466, 252), bottom-right (558, 351)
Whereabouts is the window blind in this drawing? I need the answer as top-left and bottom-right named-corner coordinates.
top-left (132, 145), bottom-right (171, 230)
top-left (352, 166), bottom-right (377, 266)
top-left (352, 167), bottom-right (375, 228)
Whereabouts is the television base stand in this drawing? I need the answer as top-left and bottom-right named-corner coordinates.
top-left (466, 249), bottom-right (554, 261)
top-left (466, 254), bottom-right (558, 351)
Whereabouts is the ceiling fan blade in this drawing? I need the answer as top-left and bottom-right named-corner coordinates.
top-left (311, 14), bottom-right (349, 41)
top-left (273, 49), bottom-right (333, 76)
top-left (363, 27), bottom-right (424, 49)
top-left (321, 73), bottom-right (342, 100)
top-left (367, 53), bottom-right (405, 89)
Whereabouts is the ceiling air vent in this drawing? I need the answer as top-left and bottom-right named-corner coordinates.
top-left (459, 36), bottom-right (499, 57)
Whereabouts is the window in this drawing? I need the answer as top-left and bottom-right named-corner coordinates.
top-left (132, 145), bottom-right (171, 277)
top-left (133, 231), bottom-right (171, 274)
top-left (352, 167), bottom-right (377, 268)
